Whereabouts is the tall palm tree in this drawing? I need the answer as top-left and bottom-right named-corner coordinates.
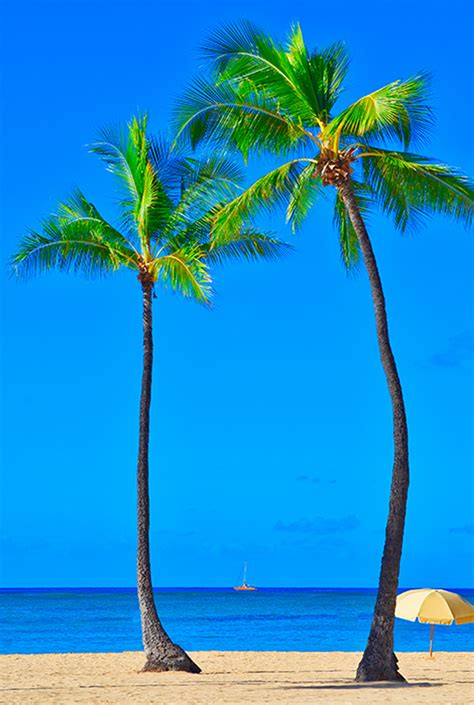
top-left (11, 114), bottom-right (287, 673)
top-left (175, 23), bottom-right (474, 681)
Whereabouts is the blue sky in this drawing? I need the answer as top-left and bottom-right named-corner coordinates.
top-left (1, 0), bottom-right (473, 588)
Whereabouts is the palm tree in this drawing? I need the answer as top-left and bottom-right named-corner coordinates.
top-left (11, 114), bottom-right (287, 673)
top-left (175, 23), bottom-right (474, 681)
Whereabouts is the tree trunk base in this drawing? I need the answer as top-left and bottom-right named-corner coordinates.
top-left (142, 644), bottom-right (201, 673)
top-left (356, 650), bottom-right (405, 682)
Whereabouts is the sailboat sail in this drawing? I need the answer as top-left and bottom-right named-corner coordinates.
top-left (233, 561), bottom-right (257, 591)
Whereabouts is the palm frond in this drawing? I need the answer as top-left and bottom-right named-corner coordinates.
top-left (156, 154), bottom-right (244, 246)
top-left (57, 188), bottom-right (139, 251)
top-left (211, 158), bottom-right (318, 238)
top-left (333, 182), bottom-right (372, 270)
top-left (91, 115), bottom-right (173, 249)
top-left (147, 134), bottom-right (182, 186)
top-left (361, 148), bottom-right (474, 231)
top-left (201, 20), bottom-right (318, 126)
top-left (286, 24), bottom-right (349, 123)
top-left (325, 74), bottom-right (432, 148)
top-left (202, 19), bottom-right (273, 71)
top-left (205, 228), bottom-right (292, 264)
top-left (12, 208), bottom-right (139, 278)
top-left (201, 21), bottom-right (348, 128)
top-left (181, 153), bottom-right (245, 191)
top-left (90, 116), bottom-right (145, 204)
top-left (174, 76), bottom-right (314, 158)
top-left (153, 248), bottom-right (212, 304)
top-left (286, 164), bottom-right (324, 232)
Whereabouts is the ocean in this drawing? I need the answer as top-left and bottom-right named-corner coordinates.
top-left (1, 588), bottom-right (473, 654)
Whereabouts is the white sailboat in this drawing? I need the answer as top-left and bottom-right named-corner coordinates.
top-left (233, 561), bottom-right (257, 591)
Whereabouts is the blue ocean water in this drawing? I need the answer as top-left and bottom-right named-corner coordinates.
top-left (1, 588), bottom-right (473, 654)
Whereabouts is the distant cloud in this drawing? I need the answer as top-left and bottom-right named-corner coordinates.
top-left (275, 515), bottom-right (359, 534)
top-left (449, 524), bottom-right (474, 535)
top-left (297, 474), bottom-right (321, 484)
top-left (426, 330), bottom-right (474, 368)
top-left (296, 474), bottom-right (337, 485)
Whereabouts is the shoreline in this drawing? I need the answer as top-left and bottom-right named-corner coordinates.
top-left (1, 651), bottom-right (472, 704)
top-left (2, 648), bottom-right (474, 654)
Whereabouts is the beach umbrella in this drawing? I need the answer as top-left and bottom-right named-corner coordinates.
top-left (395, 589), bottom-right (474, 656)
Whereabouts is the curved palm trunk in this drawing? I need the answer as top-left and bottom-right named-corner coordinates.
top-left (137, 281), bottom-right (201, 673)
top-left (339, 183), bottom-right (409, 682)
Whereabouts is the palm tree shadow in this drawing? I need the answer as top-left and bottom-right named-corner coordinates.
top-left (280, 681), bottom-right (444, 691)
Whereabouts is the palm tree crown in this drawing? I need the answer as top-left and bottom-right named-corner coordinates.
top-left (12, 113), bottom-right (286, 294)
top-left (175, 21), bottom-right (473, 262)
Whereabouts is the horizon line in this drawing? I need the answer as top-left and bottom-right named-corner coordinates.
top-left (2, 585), bottom-right (474, 592)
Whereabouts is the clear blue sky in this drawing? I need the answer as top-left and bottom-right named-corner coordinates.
top-left (1, 0), bottom-right (473, 588)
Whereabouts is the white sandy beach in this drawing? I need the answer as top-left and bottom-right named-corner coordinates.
top-left (0, 651), bottom-right (473, 704)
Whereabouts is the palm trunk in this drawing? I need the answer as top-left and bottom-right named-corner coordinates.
top-left (338, 182), bottom-right (409, 682)
top-left (137, 281), bottom-right (201, 673)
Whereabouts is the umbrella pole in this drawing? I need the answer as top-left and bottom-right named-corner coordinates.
top-left (429, 624), bottom-right (434, 657)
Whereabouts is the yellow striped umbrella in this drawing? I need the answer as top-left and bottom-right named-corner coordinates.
top-left (395, 589), bottom-right (474, 656)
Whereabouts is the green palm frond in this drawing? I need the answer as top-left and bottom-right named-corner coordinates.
top-left (153, 248), bottom-right (212, 304)
top-left (56, 188), bottom-right (139, 251)
top-left (156, 154), bottom-right (244, 244)
top-left (156, 203), bottom-right (291, 267)
top-left (211, 158), bottom-right (318, 238)
top-left (91, 115), bottom-right (172, 249)
top-left (286, 24), bottom-right (348, 123)
top-left (174, 76), bottom-right (314, 158)
top-left (91, 116), bottom-right (145, 202)
top-left (178, 153), bottom-right (244, 217)
top-left (325, 74), bottom-right (432, 148)
top-left (333, 182), bottom-right (372, 270)
top-left (361, 148), bottom-right (474, 231)
top-left (12, 211), bottom-right (139, 278)
top-left (202, 19), bottom-right (280, 74)
top-left (205, 228), bottom-right (293, 264)
top-left (286, 164), bottom-right (324, 232)
top-left (181, 153), bottom-right (245, 191)
top-left (147, 134), bottom-right (184, 189)
top-left (202, 21), bottom-right (318, 126)
top-left (201, 21), bottom-right (348, 128)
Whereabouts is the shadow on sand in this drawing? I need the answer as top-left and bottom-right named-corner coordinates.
top-left (279, 681), bottom-right (443, 691)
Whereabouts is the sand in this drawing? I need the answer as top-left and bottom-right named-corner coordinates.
top-left (0, 651), bottom-right (473, 705)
